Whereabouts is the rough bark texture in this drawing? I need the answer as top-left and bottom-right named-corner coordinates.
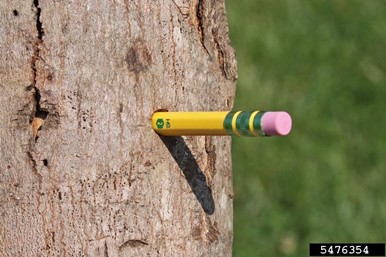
top-left (0, 0), bottom-right (236, 256)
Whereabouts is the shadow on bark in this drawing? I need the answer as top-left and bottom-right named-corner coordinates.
top-left (160, 135), bottom-right (215, 215)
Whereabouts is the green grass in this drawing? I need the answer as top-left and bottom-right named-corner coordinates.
top-left (227, 1), bottom-right (386, 256)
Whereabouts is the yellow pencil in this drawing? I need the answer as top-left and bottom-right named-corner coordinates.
top-left (152, 111), bottom-right (292, 137)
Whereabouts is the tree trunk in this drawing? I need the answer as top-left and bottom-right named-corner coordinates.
top-left (0, 0), bottom-right (236, 256)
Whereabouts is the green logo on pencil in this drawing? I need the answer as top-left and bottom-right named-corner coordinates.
top-left (156, 118), bottom-right (164, 129)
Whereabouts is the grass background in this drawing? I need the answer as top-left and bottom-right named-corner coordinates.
top-left (226, 1), bottom-right (386, 256)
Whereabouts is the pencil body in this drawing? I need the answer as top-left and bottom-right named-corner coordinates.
top-left (152, 111), bottom-right (230, 136)
top-left (152, 111), bottom-right (292, 137)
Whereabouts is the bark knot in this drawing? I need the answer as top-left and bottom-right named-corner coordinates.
top-left (126, 39), bottom-right (152, 74)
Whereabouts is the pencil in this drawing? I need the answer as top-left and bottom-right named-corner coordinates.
top-left (152, 111), bottom-right (292, 137)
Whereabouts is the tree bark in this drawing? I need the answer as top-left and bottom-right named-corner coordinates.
top-left (0, 0), bottom-right (236, 256)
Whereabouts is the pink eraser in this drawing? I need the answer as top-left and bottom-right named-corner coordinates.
top-left (261, 112), bottom-right (292, 136)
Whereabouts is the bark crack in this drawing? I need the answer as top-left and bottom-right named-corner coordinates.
top-left (27, 0), bottom-right (46, 232)
top-left (27, 150), bottom-right (42, 204)
top-left (27, 151), bottom-right (39, 176)
top-left (104, 240), bottom-right (109, 257)
top-left (191, 0), bottom-right (210, 55)
top-left (31, 0), bottom-right (48, 141)
top-left (204, 136), bottom-right (216, 186)
top-left (119, 239), bottom-right (148, 250)
top-left (171, 0), bottom-right (189, 17)
top-left (212, 32), bottom-right (225, 75)
top-left (196, 0), bottom-right (210, 55)
top-left (34, 0), bottom-right (45, 39)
